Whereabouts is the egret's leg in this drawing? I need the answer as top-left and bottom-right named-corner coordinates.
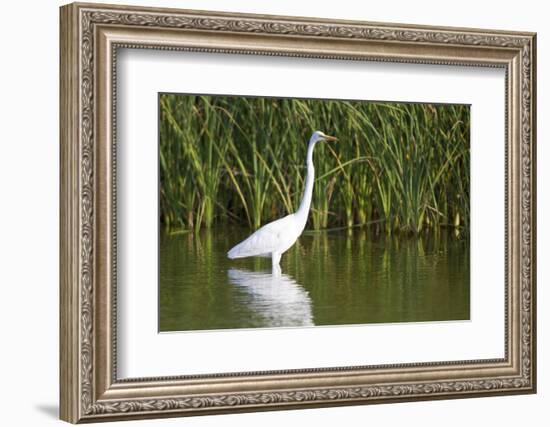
top-left (271, 252), bottom-right (282, 276)
top-left (272, 252), bottom-right (281, 266)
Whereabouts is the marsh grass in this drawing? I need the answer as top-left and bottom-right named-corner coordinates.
top-left (159, 94), bottom-right (469, 236)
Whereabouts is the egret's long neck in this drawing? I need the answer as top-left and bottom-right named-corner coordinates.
top-left (295, 141), bottom-right (316, 226)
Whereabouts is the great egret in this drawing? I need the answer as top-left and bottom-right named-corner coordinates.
top-left (227, 130), bottom-right (337, 274)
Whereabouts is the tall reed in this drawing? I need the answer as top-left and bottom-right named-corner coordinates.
top-left (159, 94), bottom-right (469, 236)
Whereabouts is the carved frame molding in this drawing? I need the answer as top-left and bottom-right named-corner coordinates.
top-left (60, 2), bottom-right (536, 423)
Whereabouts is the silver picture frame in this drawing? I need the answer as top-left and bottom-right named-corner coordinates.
top-left (60, 2), bottom-right (536, 422)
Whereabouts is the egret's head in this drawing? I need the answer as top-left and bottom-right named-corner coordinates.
top-left (310, 130), bottom-right (338, 145)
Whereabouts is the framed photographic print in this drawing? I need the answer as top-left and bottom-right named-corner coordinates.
top-left (60, 2), bottom-right (537, 423)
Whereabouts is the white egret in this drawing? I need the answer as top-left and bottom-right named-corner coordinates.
top-left (227, 130), bottom-right (337, 274)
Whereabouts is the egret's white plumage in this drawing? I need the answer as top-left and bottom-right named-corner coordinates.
top-left (227, 131), bottom-right (337, 273)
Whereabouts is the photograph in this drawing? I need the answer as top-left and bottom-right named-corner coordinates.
top-left (57, 2), bottom-right (536, 422)
top-left (158, 94), bottom-right (471, 332)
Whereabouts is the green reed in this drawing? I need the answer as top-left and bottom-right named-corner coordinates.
top-left (159, 94), bottom-right (470, 236)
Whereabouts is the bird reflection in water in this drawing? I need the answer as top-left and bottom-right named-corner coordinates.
top-left (227, 268), bottom-right (314, 327)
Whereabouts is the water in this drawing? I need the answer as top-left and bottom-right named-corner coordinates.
top-left (159, 227), bottom-right (469, 332)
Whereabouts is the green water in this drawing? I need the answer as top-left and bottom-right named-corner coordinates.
top-left (159, 228), bottom-right (469, 332)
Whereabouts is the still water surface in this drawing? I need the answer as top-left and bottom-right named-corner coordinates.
top-left (159, 228), bottom-right (469, 332)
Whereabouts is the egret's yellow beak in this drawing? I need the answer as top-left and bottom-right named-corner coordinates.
top-left (324, 134), bottom-right (338, 142)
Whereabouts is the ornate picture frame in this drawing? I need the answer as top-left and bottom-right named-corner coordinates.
top-left (60, 2), bottom-right (536, 423)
